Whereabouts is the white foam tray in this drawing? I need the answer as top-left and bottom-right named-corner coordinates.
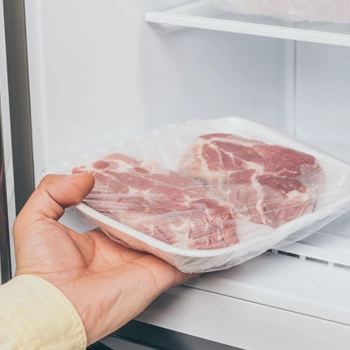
top-left (46, 117), bottom-right (350, 273)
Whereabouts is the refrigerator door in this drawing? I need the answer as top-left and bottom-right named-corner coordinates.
top-left (0, 88), bottom-right (11, 284)
top-left (0, 0), bottom-right (15, 283)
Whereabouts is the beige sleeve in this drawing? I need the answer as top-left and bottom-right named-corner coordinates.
top-left (0, 275), bottom-right (87, 350)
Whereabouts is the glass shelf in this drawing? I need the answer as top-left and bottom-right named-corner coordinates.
top-left (145, 0), bottom-right (350, 47)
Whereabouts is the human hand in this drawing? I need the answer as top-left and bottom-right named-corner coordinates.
top-left (13, 174), bottom-right (195, 345)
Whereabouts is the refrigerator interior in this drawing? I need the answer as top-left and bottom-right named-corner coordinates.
top-left (25, 0), bottom-right (350, 241)
top-left (21, 0), bottom-right (350, 347)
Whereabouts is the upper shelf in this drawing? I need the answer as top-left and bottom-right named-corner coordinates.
top-left (145, 0), bottom-right (350, 47)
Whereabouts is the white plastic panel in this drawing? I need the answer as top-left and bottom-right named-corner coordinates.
top-left (322, 211), bottom-right (350, 238)
top-left (137, 285), bottom-right (350, 350)
top-left (295, 43), bottom-right (350, 157)
top-left (146, 0), bottom-right (350, 47)
top-left (184, 250), bottom-right (350, 323)
top-left (291, 42), bottom-right (350, 239)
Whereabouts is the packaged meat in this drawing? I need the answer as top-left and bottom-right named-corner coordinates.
top-left (46, 117), bottom-right (350, 273)
top-left (72, 153), bottom-right (238, 250)
top-left (210, 0), bottom-right (350, 23)
top-left (179, 133), bottom-right (325, 228)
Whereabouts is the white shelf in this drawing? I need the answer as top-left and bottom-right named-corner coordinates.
top-left (145, 0), bottom-right (350, 47)
top-left (137, 270), bottom-right (350, 349)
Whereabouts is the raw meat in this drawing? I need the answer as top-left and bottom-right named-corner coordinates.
top-left (179, 134), bottom-right (325, 228)
top-left (72, 153), bottom-right (238, 250)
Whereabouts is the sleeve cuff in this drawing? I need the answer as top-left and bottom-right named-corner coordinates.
top-left (0, 275), bottom-right (87, 350)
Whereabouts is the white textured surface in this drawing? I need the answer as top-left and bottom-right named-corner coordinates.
top-left (146, 1), bottom-right (350, 47)
top-left (211, 0), bottom-right (350, 23)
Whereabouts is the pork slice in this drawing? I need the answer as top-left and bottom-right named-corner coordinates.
top-left (180, 134), bottom-right (325, 228)
top-left (72, 153), bottom-right (237, 250)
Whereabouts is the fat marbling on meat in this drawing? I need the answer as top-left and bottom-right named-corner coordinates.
top-left (179, 133), bottom-right (325, 228)
top-left (72, 152), bottom-right (238, 250)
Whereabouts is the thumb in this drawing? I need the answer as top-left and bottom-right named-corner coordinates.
top-left (15, 173), bottom-right (95, 231)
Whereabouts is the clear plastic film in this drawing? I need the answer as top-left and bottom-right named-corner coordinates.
top-left (46, 118), bottom-right (350, 273)
top-left (211, 0), bottom-right (350, 23)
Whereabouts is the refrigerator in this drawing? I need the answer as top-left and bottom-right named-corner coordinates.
top-left (2, 0), bottom-right (350, 349)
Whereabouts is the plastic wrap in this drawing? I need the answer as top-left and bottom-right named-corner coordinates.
top-left (47, 118), bottom-right (350, 273)
top-left (211, 0), bottom-right (350, 23)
